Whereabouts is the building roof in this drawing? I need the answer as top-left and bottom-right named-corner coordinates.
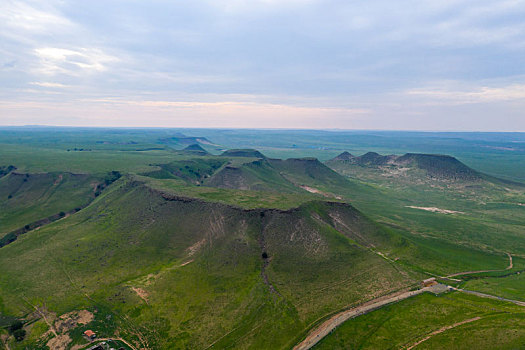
top-left (84, 330), bottom-right (96, 337)
top-left (422, 277), bottom-right (436, 283)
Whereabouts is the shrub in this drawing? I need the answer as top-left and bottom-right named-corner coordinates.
top-left (8, 320), bottom-right (23, 333)
top-left (13, 329), bottom-right (26, 341)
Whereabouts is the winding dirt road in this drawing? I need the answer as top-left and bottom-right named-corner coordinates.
top-left (405, 317), bottom-right (482, 349)
top-left (446, 253), bottom-right (513, 278)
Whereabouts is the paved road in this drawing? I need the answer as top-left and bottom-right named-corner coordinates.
top-left (293, 287), bottom-right (432, 350)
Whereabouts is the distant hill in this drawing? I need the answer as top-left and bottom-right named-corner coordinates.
top-left (268, 157), bottom-right (350, 187)
top-left (159, 135), bottom-right (213, 146)
top-left (205, 158), bottom-right (298, 192)
top-left (221, 149), bottom-right (266, 158)
top-left (332, 151), bottom-right (355, 161)
top-left (143, 158), bottom-right (226, 184)
top-left (395, 153), bottom-right (480, 181)
top-left (182, 144), bottom-right (209, 155)
top-left (328, 151), bottom-right (482, 181)
top-left (142, 152), bottom-right (355, 196)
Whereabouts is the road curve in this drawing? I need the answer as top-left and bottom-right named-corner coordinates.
top-left (446, 253), bottom-right (513, 278)
top-left (293, 287), bottom-right (431, 350)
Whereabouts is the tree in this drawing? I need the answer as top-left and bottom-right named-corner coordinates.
top-left (13, 329), bottom-right (26, 341)
top-left (8, 321), bottom-right (23, 333)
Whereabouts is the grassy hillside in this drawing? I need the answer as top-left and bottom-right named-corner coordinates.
top-left (327, 151), bottom-right (481, 181)
top-left (205, 159), bottom-right (300, 193)
top-left (325, 152), bottom-right (525, 270)
top-left (0, 177), bottom-right (415, 349)
top-left (0, 172), bottom-right (100, 235)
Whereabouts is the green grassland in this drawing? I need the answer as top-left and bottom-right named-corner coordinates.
top-left (325, 154), bottom-right (525, 271)
top-left (1, 128), bottom-right (525, 349)
top-left (463, 272), bottom-right (525, 302)
top-left (314, 291), bottom-right (525, 349)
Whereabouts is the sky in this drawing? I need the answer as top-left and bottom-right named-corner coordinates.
top-left (1, 0), bottom-right (525, 131)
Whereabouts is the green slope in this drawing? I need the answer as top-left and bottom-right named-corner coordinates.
top-left (0, 178), bottom-right (415, 349)
top-left (0, 172), bottom-right (99, 235)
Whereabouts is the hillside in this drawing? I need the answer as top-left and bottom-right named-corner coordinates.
top-left (142, 153), bottom-right (354, 198)
top-left (395, 153), bottom-right (481, 181)
top-left (221, 149), bottom-right (266, 158)
top-left (268, 157), bottom-right (353, 191)
top-left (0, 177), bottom-right (415, 349)
top-left (182, 144), bottom-right (209, 155)
top-left (204, 158), bottom-right (299, 192)
top-left (327, 151), bottom-right (481, 181)
top-left (0, 172), bottom-right (98, 234)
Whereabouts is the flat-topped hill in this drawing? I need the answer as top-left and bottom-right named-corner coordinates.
top-left (220, 149), bottom-right (266, 158)
top-left (0, 178), bottom-right (412, 348)
top-left (395, 153), bottom-right (480, 181)
top-left (328, 151), bottom-right (481, 181)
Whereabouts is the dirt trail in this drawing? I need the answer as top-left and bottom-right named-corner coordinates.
top-left (453, 287), bottom-right (525, 307)
top-left (22, 299), bottom-right (57, 337)
top-left (1, 334), bottom-right (10, 350)
top-left (446, 252), bottom-right (513, 277)
top-left (405, 317), bottom-right (482, 349)
top-left (293, 287), bottom-right (431, 350)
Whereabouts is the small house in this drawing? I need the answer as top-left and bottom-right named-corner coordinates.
top-left (84, 329), bottom-right (96, 340)
top-left (421, 277), bottom-right (437, 287)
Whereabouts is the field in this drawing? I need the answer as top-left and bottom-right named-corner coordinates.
top-left (0, 127), bottom-right (524, 349)
top-left (314, 291), bottom-right (525, 349)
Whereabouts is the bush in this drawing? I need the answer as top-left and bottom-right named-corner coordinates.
top-left (13, 328), bottom-right (26, 341)
top-left (0, 233), bottom-right (17, 247)
top-left (8, 320), bottom-right (23, 333)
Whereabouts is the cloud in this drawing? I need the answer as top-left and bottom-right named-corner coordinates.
top-left (406, 83), bottom-right (525, 104)
top-left (0, 1), bottom-right (73, 34)
top-left (29, 81), bottom-right (69, 88)
top-left (33, 47), bottom-right (119, 76)
top-left (1, 0), bottom-right (525, 130)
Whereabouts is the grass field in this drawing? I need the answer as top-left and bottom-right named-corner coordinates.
top-left (1, 127), bottom-right (525, 349)
top-left (314, 291), bottom-right (525, 349)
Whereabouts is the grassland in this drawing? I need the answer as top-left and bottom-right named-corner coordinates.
top-left (1, 127), bottom-right (525, 349)
top-left (314, 291), bottom-right (525, 349)
top-left (463, 272), bottom-right (525, 302)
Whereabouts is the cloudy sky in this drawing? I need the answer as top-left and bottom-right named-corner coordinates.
top-left (1, 0), bottom-right (525, 130)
